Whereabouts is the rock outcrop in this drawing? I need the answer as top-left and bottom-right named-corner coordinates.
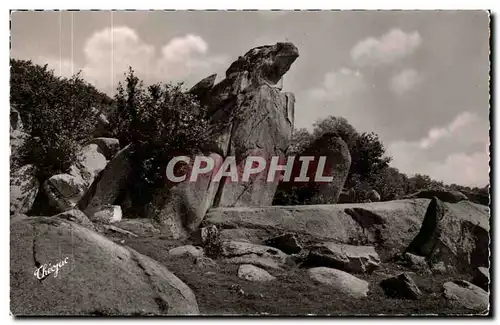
top-left (44, 173), bottom-right (87, 212)
top-left (10, 164), bottom-right (39, 215)
top-left (10, 217), bottom-right (199, 315)
top-left (193, 42), bottom-right (299, 207)
top-left (146, 153), bottom-right (222, 239)
top-left (304, 134), bottom-right (351, 204)
top-left (203, 199), bottom-right (430, 253)
top-left (405, 197), bottom-right (489, 273)
top-left (78, 144), bottom-right (134, 217)
top-left (44, 144), bottom-right (107, 213)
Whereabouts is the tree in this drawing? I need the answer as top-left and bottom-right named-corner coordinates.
top-left (10, 59), bottom-right (110, 180)
top-left (312, 116), bottom-right (358, 149)
top-left (108, 68), bottom-right (214, 215)
top-left (347, 132), bottom-right (392, 188)
top-left (288, 128), bottom-right (314, 154)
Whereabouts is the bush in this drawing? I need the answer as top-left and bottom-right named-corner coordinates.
top-left (10, 59), bottom-right (110, 180)
top-left (108, 68), bottom-right (214, 214)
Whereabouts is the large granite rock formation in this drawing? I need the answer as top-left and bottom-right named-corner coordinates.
top-left (203, 199), bottom-right (431, 252)
top-left (78, 144), bottom-right (134, 217)
top-left (44, 144), bottom-right (107, 213)
top-left (405, 197), bottom-right (489, 273)
top-left (145, 153), bottom-right (223, 239)
top-left (193, 42), bottom-right (299, 207)
top-left (275, 133), bottom-right (351, 205)
top-left (11, 216), bottom-right (199, 315)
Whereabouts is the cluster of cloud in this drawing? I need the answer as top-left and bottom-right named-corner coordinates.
top-left (390, 68), bottom-right (422, 95)
top-left (44, 26), bottom-right (226, 94)
top-left (350, 29), bottom-right (422, 67)
top-left (308, 28), bottom-right (423, 105)
top-left (308, 68), bottom-right (365, 101)
top-left (387, 111), bottom-right (489, 187)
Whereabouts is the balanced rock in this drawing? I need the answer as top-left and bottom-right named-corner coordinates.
top-left (443, 280), bottom-right (489, 312)
top-left (10, 164), bottom-right (39, 215)
top-left (380, 273), bottom-right (422, 300)
top-left (308, 267), bottom-right (369, 298)
top-left (202, 42), bottom-right (299, 207)
top-left (10, 217), bottom-right (199, 315)
top-left (237, 264), bottom-right (276, 282)
top-left (305, 242), bottom-right (380, 273)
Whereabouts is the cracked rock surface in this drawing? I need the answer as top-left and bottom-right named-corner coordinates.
top-left (10, 216), bottom-right (199, 316)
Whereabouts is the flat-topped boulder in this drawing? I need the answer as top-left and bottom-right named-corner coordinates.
top-left (203, 199), bottom-right (430, 252)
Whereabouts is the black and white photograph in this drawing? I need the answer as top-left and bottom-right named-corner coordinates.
top-left (8, 9), bottom-right (491, 316)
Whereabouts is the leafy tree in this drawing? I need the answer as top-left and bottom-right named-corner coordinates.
top-left (312, 116), bottom-right (358, 149)
top-left (347, 132), bottom-right (392, 188)
top-left (10, 59), bottom-right (110, 180)
top-left (108, 68), bottom-right (213, 215)
top-left (288, 128), bottom-right (314, 154)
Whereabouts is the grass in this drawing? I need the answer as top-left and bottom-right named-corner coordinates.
top-left (105, 231), bottom-right (478, 316)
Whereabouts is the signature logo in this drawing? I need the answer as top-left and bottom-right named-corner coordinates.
top-left (33, 257), bottom-right (69, 280)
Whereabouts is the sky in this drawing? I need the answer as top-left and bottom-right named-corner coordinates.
top-left (10, 10), bottom-right (490, 187)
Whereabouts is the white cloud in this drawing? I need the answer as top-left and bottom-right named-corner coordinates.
top-left (418, 111), bottom-right (483, 149)
top-left (387, 111), bottom-right (490, 187)
top-left (74, 26), bottom-right (226, 94)
top-left (308, 68), bottom-right (365, 101)
top-left (351, 29), bottom-right (422, 67)
top-left (390, 68), bottom-right (422, 95)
